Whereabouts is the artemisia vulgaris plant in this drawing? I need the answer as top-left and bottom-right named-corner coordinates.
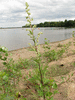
top-left (25, 2), bottom-right (58, 100)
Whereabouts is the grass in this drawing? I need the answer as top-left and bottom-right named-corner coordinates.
top-left (5, 58), bottom-right (39, 70)
top-left (57, 43), bottom-right (63, 47)
top-left (43, 48), bottom-right (65, 62)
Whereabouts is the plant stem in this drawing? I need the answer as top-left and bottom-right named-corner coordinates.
top-left (38, 63), bottom-right (45, 99)
top-left (25, 3), bottom-right (45, 99)
top-left (38, 63), bottom-right (43, 84)
top-left (30, 24), bottom-right (38, 54)
top-left (31, 24), bottom-right (45, 99)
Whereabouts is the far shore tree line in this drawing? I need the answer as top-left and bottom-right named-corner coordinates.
top-left (22, 19), bottom-right (75, 28)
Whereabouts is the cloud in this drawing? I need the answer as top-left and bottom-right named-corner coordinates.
top-left (27, 0), bottom-right (75, 22)
top-left (0, 0), bottom-right (75, 27)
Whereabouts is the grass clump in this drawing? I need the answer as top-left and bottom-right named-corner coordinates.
top-left (17, 58), bottom-right (39, 69)
top-left (44, 48), bottom-right (65, 62)
top-left (57, 43), bottom-right (63, 47)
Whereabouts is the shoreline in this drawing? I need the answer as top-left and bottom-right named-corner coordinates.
top-left (0, 37), bottom-right (74, 68)
top-left (5, 37), bottom-right (74, 62)
top-left (8, 37), bottom-right (73, 53)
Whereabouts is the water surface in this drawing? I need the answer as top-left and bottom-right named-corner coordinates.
top-left (0, 27), bottom-right (75, 51)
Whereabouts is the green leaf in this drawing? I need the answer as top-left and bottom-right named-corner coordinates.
top-left (5, 53), bottom-right (8, 56)
top-left (44, 78), bottom-right (50, 85)
top-left (0, 87), bottom-right (2, 90)
top-left (45, 41), bottom-right (48, 45)
top-left (46, 92), bottom-right (52, 97)
top-left (0, 71), bottom-right (5, 77)
top-left (3, 62), bottom-right (7, 65)
top-left (3, 57), bottom-right (7, 61)
top-left (25, 2), bottom-right (29, 7)
top-left (44, 38), bottom-right (47, 40)
top-left (37, 89), bottom-right (44, 97)
top-left (71, 73), bottom-right (74, 76)
top-left (53, 90), bottom-right (59, 94)
top-left (52, 83), bottom-right (57, 89)
top-left (16, 91), bottom-right (20, 98)
top-left (33, 25), bottom-right (36, 28)
top-left (3, 75), bottom-right (9, 81)
top-left (23, 98), bottom-right (27, 100)
top-left (29, 30), bottom-right (33, 35)
top-left (26, 16), bottom-right (28, 19)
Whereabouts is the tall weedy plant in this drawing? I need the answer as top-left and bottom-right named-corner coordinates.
top-left (25, 2), bottom-right (58, 100)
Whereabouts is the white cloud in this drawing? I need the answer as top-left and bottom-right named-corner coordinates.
top-left (0, 0), bottom-right (75, 27)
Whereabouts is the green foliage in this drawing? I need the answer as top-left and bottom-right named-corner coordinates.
top-left (28, 64), bottom-right (58, 99)
top-left (44, 49), bottom-right (58, 62)
top-left (17, 58), bottom-right (39, 69)
top-left (44, 47), bottom-right (65, 62)
top-left (73, 31), bottom-right (75, 36)
top-left (43, 38), bottom-right (51, 50)
top-left (23, 19), bottom-right (75, 28)
top-left (0, 46), bottom-right (8, 65)
top-left (57, 48), bottom-right (65, 57)
top-left (57, 43), bottom-right (63, 47)
top-left (0, 59), bottom-right (26, 99)
top-left (0, 48), bottom-right (24, 99)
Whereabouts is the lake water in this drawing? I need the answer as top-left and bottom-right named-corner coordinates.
top-left (0, 27), bottom-right (75, 51)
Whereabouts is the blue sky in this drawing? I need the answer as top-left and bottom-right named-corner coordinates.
top-left (0, 0), bottom-right (75, 27)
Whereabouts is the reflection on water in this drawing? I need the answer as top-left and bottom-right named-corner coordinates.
top-left (0, 27), bottom-right (75, 51)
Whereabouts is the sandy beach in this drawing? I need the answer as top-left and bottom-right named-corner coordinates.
top-left (0, 37), bottom-right (75, 99)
